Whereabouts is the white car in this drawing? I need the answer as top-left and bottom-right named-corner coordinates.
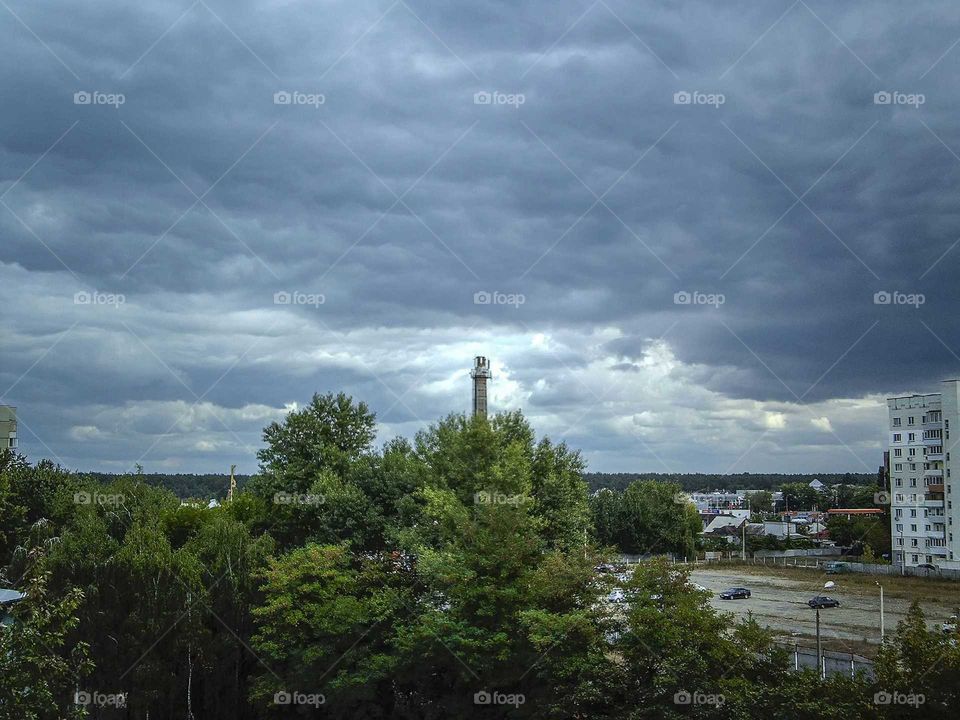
top-left (607, 589), bottom-right (626, 603)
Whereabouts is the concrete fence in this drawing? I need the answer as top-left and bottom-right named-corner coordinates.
top-left (687, 555), bottom-right (960, 580)
top-left (754, 548), bottom-right (843, 558)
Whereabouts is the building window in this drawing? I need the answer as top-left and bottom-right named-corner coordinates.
top-left (909, 433), bottom-right (916, 442)
top-left (895, 463), bottom-right (903, 471)
top-left (896, 479), bottom-right (902, 487)
top-left (893, 417), bottom-right (901, 427)
top-left (894, 449), bottom-right (902, 457)
top-left (908, 416), bottom-right (915, 425)
top-left (894, 433), bottom-right (902, 442)
top-left (911, 524), bottom-right (917, 532)
top-left (912, 554), bottom-right (919, 563)
top-left (910, 478), bottom-right (917, 487)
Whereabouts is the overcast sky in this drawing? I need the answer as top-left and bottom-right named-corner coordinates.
top-left (3, 0), bottom-right (960, 475)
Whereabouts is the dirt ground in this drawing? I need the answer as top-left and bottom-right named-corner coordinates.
top-left (689, 564), bottom-right (960, 658)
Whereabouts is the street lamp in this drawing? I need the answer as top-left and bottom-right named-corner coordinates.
top-left (876, 580), bottom-right (884, 641)
top-left (815, 580), bottom-right (836, 679)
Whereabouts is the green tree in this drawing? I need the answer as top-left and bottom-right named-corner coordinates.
top-left (875, 601), bottom-right (960, 714)
top-left (0, 572), bottom-right (91, 720)
top-left (616, 481), bottom-right (701, 558)
top-left (256, 392), bottom-right (377, 485)
top-left (748, 490), bottom-right (774, 515)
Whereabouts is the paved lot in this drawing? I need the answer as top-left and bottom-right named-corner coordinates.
top-left (689, 566), bottom-right (958, 654)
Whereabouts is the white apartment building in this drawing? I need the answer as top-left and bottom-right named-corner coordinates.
top-left (887, 383), bottom-right (960, 570)
top-left (0, 406), bottom-right (16, 452)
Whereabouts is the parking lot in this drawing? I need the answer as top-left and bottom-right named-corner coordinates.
top-left (689, 566), bottom-right (959, 656)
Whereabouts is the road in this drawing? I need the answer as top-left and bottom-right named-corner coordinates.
top-left (689, 566), bottom-right (958, 655)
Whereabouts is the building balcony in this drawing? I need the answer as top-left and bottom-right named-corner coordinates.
top-left (925, 484), bottom-right (945, 494)
top-left (923, 498), bottom-right (945, 508)
top-left (925, 468), bottom-right (944, 477)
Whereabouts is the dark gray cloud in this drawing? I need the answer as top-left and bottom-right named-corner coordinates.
top-left (3, 0), bottom-right (960, 474)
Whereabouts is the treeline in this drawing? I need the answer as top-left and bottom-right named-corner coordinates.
top-left (584, 471), bottom-right (880, 493)
top-left (1, 393), bottom-right (955, 719)
top-left (84, 472), bottom-right (252, 500)
top-left (90, 471), bottom-right (882, 502)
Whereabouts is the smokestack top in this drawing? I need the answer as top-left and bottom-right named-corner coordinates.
top-left (471, 356), bottom-right (491, 416)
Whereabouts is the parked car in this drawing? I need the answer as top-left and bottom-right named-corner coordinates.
top-left (719, 587), bottom-right (751, 600)
top-left (808, 596), bottom-right (840, 609)
top-left (607, 589), bottom-right (626, 603)
top-left (824, 562), bottom-right (847, 574)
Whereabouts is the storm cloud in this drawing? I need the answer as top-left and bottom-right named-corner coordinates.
top-left (3, 0), bottom-right (960, 473)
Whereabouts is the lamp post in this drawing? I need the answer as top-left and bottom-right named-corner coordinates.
top-left (815, 580), bottom-right (836, 679)
top-left (876, 581), bottom-right (884, 641)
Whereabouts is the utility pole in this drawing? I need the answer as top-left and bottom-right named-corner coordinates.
top-left (876, 581), bottom-right (885, 641)
top-left (741, 497), bottom-right (750, 560)
top-left (816, 606), bottom-right (822, 678)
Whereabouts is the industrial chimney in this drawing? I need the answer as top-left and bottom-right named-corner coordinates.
top-left (470, 356), bottom-right (491, 418)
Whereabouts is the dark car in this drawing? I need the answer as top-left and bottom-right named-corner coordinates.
top-left (808, 596), bottom-right (840, 609)
top-left (719, 587), bottom-right (751, 599)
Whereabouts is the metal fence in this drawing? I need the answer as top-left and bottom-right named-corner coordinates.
top-left (777, 643), bottom-right (875, 680)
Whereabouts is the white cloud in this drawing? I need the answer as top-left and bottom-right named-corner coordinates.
top-left (811, 416), bottom-right (833, 432)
